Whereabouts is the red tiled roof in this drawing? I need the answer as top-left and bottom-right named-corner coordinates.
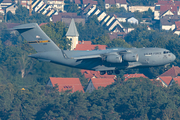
top-left (49, 77), bottom-right (84, 93)
top-left (74, 44), bottom-right (107, 50)
top-left (160, 66), bottom-right (180, 77)
top-left (91, 78), bottom-right (114, 89)
top-left (105, 0), bottom-right (115, 4)
top-left (175, 21), bottom-right (180, 28)
top-left (124, 73), bottom-right (147, 81)
top-left (83, 0), bottom-right (97, 4)
top-left (39, 23), bottom-right (47, 27)
top-left (81, 70), bottom-right (116, 80)
top-left (173, 76), bottom-right (180, 85)
top-left (159, 76), bottom-right (173, 85)
top-left (116, 0), bottom-right (127, 4)
top-left (75, 0), bottom-right (81, 4)
top-left (78, 41), bottom-right (91, 44)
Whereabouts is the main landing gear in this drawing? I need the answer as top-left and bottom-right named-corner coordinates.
top-left (100, 70), bottom-right (120, 75)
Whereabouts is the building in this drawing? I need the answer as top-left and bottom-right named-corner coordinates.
top-left (124, 73), bottom-right (147, 81)
top-left (51, 13), bottom-right (85, 25)
top-left (127, 17), bottom-right (138, 24)
top-left (74, 41), bottom-right (107, 51)
top-left (156, 65), bottom-right (180, 87)
top-left (0, 0), bottom-right (12, 9)
top-left (85, 78), bottom-right (114, 93)
top-left (159, 65), bottom-right (180, 77)
top-left (174, 21), bottom-right (180, 35)
top-left (66, 18), bottom-right (79, 50)
top-left (47, 77), bottom-right (84, 93)
top-left (46, 0), bottom-right (65, 12)
top-left (154, 0), bottom-right (180, 20)
top-left (156, 76), bottom-right (173, 87)
top-left (105, 0), bottom-right (128, 11)
top-left (128, 6), bottom-right (155, 13)
top-left (6, 4), bottom-right (18, 14)
top-left (160, 18), bottom-right (175, 30)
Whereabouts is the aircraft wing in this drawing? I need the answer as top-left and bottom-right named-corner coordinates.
top-left (70, 49), bottom-right (131, 60)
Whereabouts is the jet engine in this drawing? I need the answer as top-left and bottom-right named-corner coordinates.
top-left (123, 53), bottom-right (139, 62)
top-left (106, 54), bottom-right (122, 63)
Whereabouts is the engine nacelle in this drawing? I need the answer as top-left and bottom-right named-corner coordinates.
top-left (106, 54), bottom-right (122, 63)
top-left (123, 53), bottom-right (139, 62)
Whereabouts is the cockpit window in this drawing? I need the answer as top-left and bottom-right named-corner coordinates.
top-left (163, 51), bottom-right (170, 54)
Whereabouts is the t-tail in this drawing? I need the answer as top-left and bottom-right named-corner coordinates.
top-left (13, 23), bottom-right (60, 52)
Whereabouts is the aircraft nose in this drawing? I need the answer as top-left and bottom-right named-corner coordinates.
top-left (172, 54), bottom-right (176, 61)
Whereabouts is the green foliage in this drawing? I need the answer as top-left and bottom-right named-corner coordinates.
top-left (76, 16), bottom-right (109, 45)
top-left (106, 7), bottom-right (127, 14)
top-left (41, 22), bottom-right (71, 50)
top-left (64, 1), bottom-right (79, 13)
top-left (6, 5), bottom-right (49, 24)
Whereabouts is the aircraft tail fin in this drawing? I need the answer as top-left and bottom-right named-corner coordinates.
top-left (13, 23), bottom-right (60, 53)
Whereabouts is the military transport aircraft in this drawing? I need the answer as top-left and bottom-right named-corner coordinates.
top-left (13, 23), bottom-right (176, 75)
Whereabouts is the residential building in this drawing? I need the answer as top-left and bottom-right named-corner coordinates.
top-left (0, 5), bottom-right (4, 15)
top-left (127, 17), bottom-right (138, 24)
top-left (114, 13), bottom-right (134, 22)
top-left (46, 0), bottom-right (65, 12)
top-left (128, 6), bottom-right (155, 12)
top-left (74, 41), bottom-right (107, 51)
top-left (83, 4), bottom-right (125, 33)
top-left (0, 0), bottom-right (12, 9)
top-left (124, 73), bottom-right (147, 81)
top-left (74, 0), bottom-right (97, 9)
top-left (85, 78), bottom-right (114, 93)
top-left (160, 18), bottom-right (175, 30)
top-left (156, 76), bottom-right (173, 87)
top-left (105, 0), bottom-right (128, 11)
top-left (51, 13), bottom-right (85, 25)
top-left (174, 21), bottom-right (180, 35)
top-left (47, 77), bottom-right (84, 93)
top-left (154, 0), bottom-right (180, 20)
top-left (159, 65), bottom-right (180, 77)
top-left (66, 18), bottom-right (79, 50)
top-left (6, 4), bottom-right (18, 14)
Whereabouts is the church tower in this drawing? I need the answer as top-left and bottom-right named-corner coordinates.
top-left (66, 18), bottom-right (79, 50)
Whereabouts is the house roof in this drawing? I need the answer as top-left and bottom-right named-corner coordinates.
top-left (158, 76), bottom-right (173, 86)
top-left (160, 18), bottom-right (173, 25)
top-left (90, 78), bottom-right (114, 89)
top-left (175, 21), bottom-right (180, 28)
top-left (52, 13), bottom-right (77, 23)
top-left (78, 40), bottom-right (91, 44)
top-left (105, 0), bottom-right (126, 4)
top-left (124, 73), bottom-right (147, 81)
top-left (105, 0), bottom-right (115, 4)
top-left (39, 23), bottom-right (47, 27)
top-left (81, 70), bottom-right (116, 80)
top-left (75, 0), bottom-right (81, 4)
top-left (83, 0), bottom-right (97, 5)
top-left (116, 0), bottom-right (127, 4)
top-left (160, 65), bottom-right (180, 77)
top-left (173, 76), bottom-right (180, 85)
top-left (49, 77), bottom-right (84, 93)
top-left (74, 44), bottom-right (107, 50)
top-left (66, 18), bottom-right (79, 37)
